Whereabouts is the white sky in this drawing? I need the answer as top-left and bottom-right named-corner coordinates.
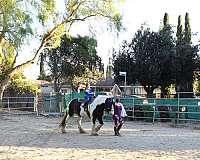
top-left (23, 0), bottom-right (200, 79)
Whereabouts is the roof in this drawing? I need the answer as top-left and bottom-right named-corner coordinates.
top-left (111, 84), bottom-right (122, 96)
top-left (95, 77), bottom-right (114, 86)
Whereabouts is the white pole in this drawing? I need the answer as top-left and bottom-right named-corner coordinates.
top-left (125, 74), bottom-right (127, 86)
top-left (34, 95), bottom-right (39, 116)
top-left (125, 74), bottom-right (127, 95)
top-left (8, 98), bottom-right (10, 112)
top-left (177, 92), bottom-right (180, 124)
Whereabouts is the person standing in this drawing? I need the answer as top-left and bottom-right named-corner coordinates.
top-left (112, 98), bottom-right (127, 136)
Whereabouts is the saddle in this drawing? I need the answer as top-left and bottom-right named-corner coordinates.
top-left (80, 98), bottom-right (94, 117)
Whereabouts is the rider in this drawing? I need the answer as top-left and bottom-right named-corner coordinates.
top-left (112, 98), bottom-right (127, 136)
top-left (80, 83), bottom-right (94, 114)
top-left (84, 83), bottom-right (94, 104)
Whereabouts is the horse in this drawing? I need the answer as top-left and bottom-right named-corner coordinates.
top-left (59, 94), bottom-right (114, 135)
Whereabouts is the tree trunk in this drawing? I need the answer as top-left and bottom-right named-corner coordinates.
top-left (53, 78), bottom-right (59, 93)
top-left (0, 86), bottom-right (5, 108)
top-left (0, 77), bottom-right (10, 108)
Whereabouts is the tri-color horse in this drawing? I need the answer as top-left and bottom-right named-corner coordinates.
top-left (59, 95), bottom-right (114, 135)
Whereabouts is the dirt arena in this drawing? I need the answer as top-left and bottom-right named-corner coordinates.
top-left (1, 113), bottom-right (200, 160)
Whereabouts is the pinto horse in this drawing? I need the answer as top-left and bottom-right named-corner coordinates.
top-left (59, 95), bottom-right (114, 135)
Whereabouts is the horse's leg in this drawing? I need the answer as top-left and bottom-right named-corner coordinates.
top-left (91, 117), bottom-right (98, 136)
top-left (95, 116), bottom-right (104, 133)
top-left (77, 116), bottom-right (87, 134)
top-left (59, 112), bottom-right (70, 133)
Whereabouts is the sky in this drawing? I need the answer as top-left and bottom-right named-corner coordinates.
top-left (23, 0), bottom-right (200, 79)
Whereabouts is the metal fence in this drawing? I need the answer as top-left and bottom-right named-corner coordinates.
top-left (3, 92), bottom-right (200, 124)
top-left (2, 94), bottom-right (62, 116)
top-left (40, 94), bottom-right (61, 114)
top-left (62, 92), bottom-right (200, 124)
top-left (2, 96), bottom-right (38, 115)
top-left (120, 96), bottom-right (200, 124)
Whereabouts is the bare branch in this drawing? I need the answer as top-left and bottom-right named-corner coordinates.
top-left (67, 0), bottom-right (87, 19)
top-left (7, 4), bottom-right (112, 79)
top-left (11, 51), bottom-right (18, 68)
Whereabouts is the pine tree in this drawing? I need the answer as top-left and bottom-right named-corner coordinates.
top-left (184, 12), bottom-right (191, 44)
top-left (176, 15), bottom-right (184, 45)
top-left (163, 13), bottom-right (169, 27)
top-left (176, 13), bottom-right (194, 97)
top-left (183, 12), bottom-right (193, 94)
top-left (159, 13), bottom-right (175, 97)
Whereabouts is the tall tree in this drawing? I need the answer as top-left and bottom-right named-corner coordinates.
top-left (0, 0), bottom-right (123, 106)
top-left (182, 12), bottom-right (193, 94)
top-left (175, 13), bottom-right (194, 96)
top-left (163, 13), bottom-right (169, 27)
top-left (159, 13), bottom-right (175, 97)
top-left (175, 15), bottom-right (184, 93)
top-left (176, 15), bottom-right (184, 45)
top-left (184, 12), bottom-right (191, 44)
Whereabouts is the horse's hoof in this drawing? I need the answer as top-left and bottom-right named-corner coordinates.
top-left (80, 130), bottom-right (87, 134)
top-left (61, 129), bottom-right (66, 134)
top-left (91, 133), bottom-right (98, 136)
top-left (114, 133), bottom-right (121, 136)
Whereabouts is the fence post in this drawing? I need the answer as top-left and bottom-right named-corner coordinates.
top-left (49, 92), bottom-right (52, 113)
top-left (177, 92), bottom-right (180, 124)
top-left (59, 94), bottom-right (63, 113)
top-left (132, 97), bottom-right (134, 119)
top-left (7, 98), bottom-right (10, 112)
top-left (152, 100), bottom-right (156, 125)
top-left (34, 95), bottom-right (39, 116)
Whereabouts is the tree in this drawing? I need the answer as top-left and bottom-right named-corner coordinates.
top-left (175, 15), bottom-right (184, 93)
top-left (112, 41), bottom-right (136, 86)
top-left (46, 35), bottom-right (103, 92)
top-left (163, 13), bottom-right (169, 27)
top-left (184, 13), bottom-right (191, 44)
top-left (0, 0), bottom-right (122, 106)
top-left (130, 25), bottom-right (175, 97)
top-left (176, 15), bottom-right (184, 45)
top-left (112, 23), bottom-right (175, 97)
top-left (132, 27), bottom-right (163, 97)
top-left (159, 13), bottom-right (175, 97)
top-left (175, 13), bottom-right (195, 96)
top-left (38, 53), bottom-right (47, 80)
top-left (7, 72), bottom-right (40, 96)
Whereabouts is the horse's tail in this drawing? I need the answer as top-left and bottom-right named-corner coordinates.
top-left (59, 111), bottom-right (68, 128)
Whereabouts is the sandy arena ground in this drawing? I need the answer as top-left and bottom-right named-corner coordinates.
top-left (1, 113), bottom-right (200, 160)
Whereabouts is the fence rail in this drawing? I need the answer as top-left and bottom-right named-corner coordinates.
top-left (63, 92), bottom-right (200, 124)
top-left (2, 96), bottom-right (38, 115)
top-left (3, 92), bottom-right (200, 124)
top-left (121, 97), bottom-right (200, 124)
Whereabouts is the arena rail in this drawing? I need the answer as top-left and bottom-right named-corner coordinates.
top-left (120, 96), bottom-right (200, 124)
top-left (62, 92), bottom-right (200, 124)
top-left (2, 96), bottom-right (38, 115)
